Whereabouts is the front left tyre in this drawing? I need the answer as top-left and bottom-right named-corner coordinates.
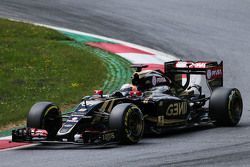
top-left (27, 102), bottom-right (62, 139)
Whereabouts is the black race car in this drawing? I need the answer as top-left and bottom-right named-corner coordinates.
top-left (12, 60), bottom-right (243, 145)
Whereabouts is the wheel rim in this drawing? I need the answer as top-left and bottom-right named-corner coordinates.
top-left (127, 109), bottom-right (143, 137)
top-left (228, 90), bottom-right (243, 124)
top-left (230, 97), bottom-right (242, 123)
top-left (43, 107), bottom-right (61, 136)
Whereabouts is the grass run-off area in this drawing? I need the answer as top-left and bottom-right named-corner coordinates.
top-left (0, 19), bottom-right (107, 128)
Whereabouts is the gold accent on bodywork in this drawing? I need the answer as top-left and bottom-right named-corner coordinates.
top-left (145, 116), bottom-right (186, 126)
top-left (100, 100), bottom-right (110, 112)
top-left (134, 70), bottom-right (154, 79)
top-left (157, 116), bottom-right (165, 126)
top-left (100, 99), bottom-right (117, 113)
top-left (107, 100), bottom-right (115, 112)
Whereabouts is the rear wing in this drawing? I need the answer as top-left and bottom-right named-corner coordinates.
top-left (164, 61), bottom-right (223, 91)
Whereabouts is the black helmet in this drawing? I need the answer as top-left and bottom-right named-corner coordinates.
top-left (132, 70), bottom-right (168, 91)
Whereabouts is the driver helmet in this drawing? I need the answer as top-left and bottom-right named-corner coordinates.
top-left (120, 84), bottom-right (137, 92)
top-left (119, 84), bottom-right (137, 96)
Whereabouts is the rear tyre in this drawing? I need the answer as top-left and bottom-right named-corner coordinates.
top-left (27, 102), bottom-right (62, 139)
top-left (209, 87), bottom-right (243, 126)
top-left (109, 103), bottom-right (144, 144)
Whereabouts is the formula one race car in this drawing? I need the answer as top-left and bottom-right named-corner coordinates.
top-left (12, 60), bottom-right (243, 145)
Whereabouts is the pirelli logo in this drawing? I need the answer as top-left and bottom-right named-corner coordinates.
top-left (166, 102), bottom-right (187, 116)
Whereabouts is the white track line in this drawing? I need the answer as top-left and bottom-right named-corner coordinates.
top-left (0, 136), bottom-right (11, 140)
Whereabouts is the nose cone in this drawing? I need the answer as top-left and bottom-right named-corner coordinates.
top-left (57, 115), bottom-right (81, 136)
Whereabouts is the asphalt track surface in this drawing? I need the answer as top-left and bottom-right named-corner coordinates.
top-left (0, 0), bottom-right (250, 166)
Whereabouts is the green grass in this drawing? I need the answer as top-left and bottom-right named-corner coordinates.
top-left (0, 19), bottom-right (107, 128)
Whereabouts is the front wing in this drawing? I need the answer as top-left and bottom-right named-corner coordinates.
top-left (12, 128), bottom-right (118, 146)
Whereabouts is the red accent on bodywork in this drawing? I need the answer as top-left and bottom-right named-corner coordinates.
top-left (85, 42), bottom-right (154, 55)
top-left (130, 90), bottom-right (142, 97)
top-left (175, 61), bottom-right (211, 68)
top-left (182, 74), bottom-right (187, 79)
top-left (94, 90), bottom-right (103, 96)
top-left (30, 128), bottom-right (48, 137)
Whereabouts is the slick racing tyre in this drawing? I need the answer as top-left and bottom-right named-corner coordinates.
top-left (109, 103), bottom-right (144, 144)
top-left (209, 87), bottom-right (243, 126)
top-left (27, 102), bottom-right (62, 139)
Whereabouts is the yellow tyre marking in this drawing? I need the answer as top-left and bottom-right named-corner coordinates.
top-left (124, 105), bottom-right (143, 143)
top-left (44, 106), bottom-right (58, 117)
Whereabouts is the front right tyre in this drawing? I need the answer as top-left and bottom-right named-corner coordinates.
top-left (109, 103), bottom-right (144, 144)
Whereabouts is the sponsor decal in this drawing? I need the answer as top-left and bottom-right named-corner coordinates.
top-left (175, 61), bottom-right (207, 68)
top-left (102, 132), bottom-right (115, 141)
top-left (78, 108), bottom-right (87, 112)
top-left (206, 67), bottom-right (223, 80)
top-left (67, 117), bottom-right (79, 123)
top-left (156, 77), bottom-right (167, 84)
top-left (191, 62), bottom-right (207, 68)
top-left (152, 76), bottom-right (166, 86)
top-left (207, 69), bottom-right (212, 80)
top-left (63, 124), bottom-right (73, 128)
top-left (30, 129), bottom-right (48, 137)
top-left (166, 102), bottom-right (187, 116)
top-left (80, 100), bottom-right (100, 107)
